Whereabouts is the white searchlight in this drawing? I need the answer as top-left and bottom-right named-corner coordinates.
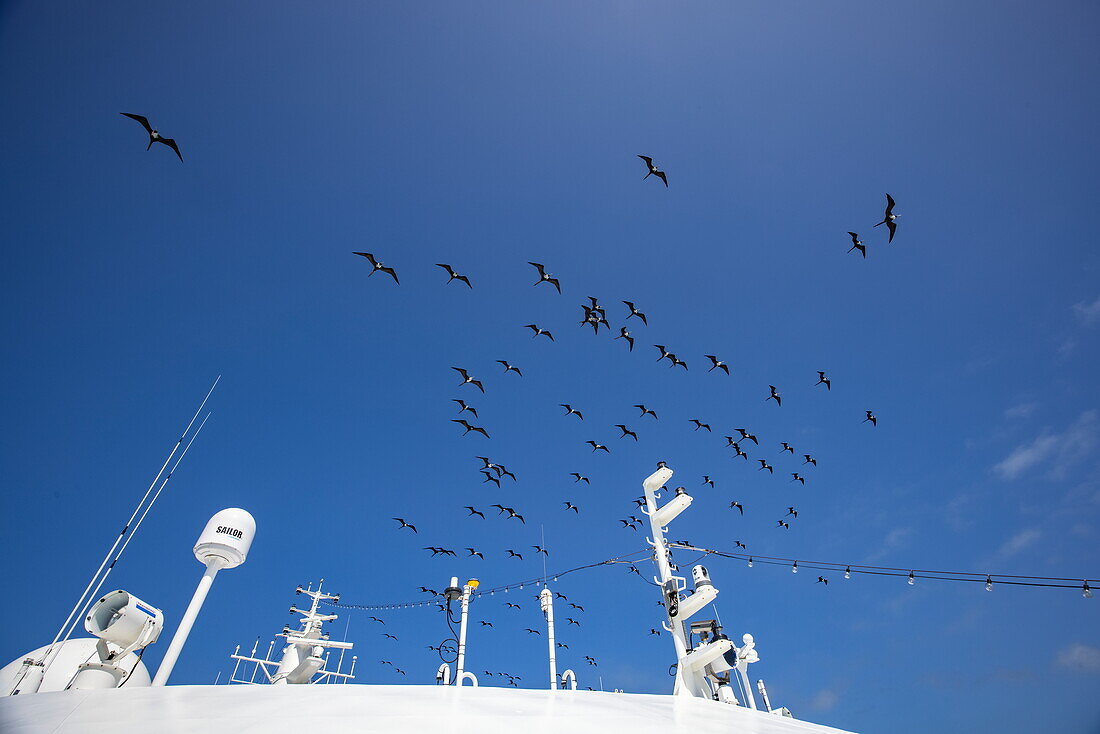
top-left (67, 590), bottom-right (164, 689)
top-left (151, 508), bottom-right (255, 686)
top-left (651, 487), bottom-right (693, 528)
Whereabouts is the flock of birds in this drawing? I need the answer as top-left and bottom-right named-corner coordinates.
top-left (119, 113), bottom-right (898, 684)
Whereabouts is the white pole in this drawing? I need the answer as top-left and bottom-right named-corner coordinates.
top-left (540, 588), bottom-right (557, 689)
top-left (757, 679), bottom-right (773, 713)
top-left (455, 584), bottom-right (471, 684)
top-left (642, 466), bottom-right (696, 697)
top-left (152, 557), bottom-right (227, 686)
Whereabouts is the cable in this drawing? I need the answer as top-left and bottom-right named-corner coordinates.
top-left (326, 549), bottom-right (651, 612)
top-left (665, 543), bottom-right (1098, 589)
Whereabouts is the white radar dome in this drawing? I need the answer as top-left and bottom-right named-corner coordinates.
top-left (194, 507), bottom-right (256, 568)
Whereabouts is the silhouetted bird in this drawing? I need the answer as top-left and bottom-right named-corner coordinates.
top-left (816, 371), bottom-right (831, 390)
top-left (873, 194), bottom-right (899, 242)
top-left (497, 360), bottom-right (522, 376)
top-left (690, 419), bottom-right (711, 432)
top-left (758, 460), bottom-right (773, 474)
top-left (637, 155), bottom-right (668, 187)
top-left (615, 327), bottom-right (635, 351)
top-left (780, 442), bottom-right (795, 454)
top-left (817, 576), bottom-right (829, 586)
top-left (532, 545), bottom-right (549, 556)
top-left (654, 344), bottom-right (673, 363)
top-left (702, 476), bottom-right (715, 488)
top-left (736, 428), bottom-right (759, 445)
top-left (706, 355), bottom-right (730, 374)
top-left (863, 410), bottom-right (877, 426)
top-left (452, 367), bottom-right (484, 392)
top-left (586, 440), bottom-right (610, 453)
top-left (506, 550), bottom-right (524, 560)
top-left (480, 620), bottom-right (493, 626)
top-left (767, 385), bottom-right (782, 406)
top-left (353, 252), bottom-right (399, 283)
top-left (791, 473), bottom-right (805, 485)
top-left (452, 419), bottom-right (489, 438)
top-left (464, 506), bottom-right (485, 519)
top-left (735, 540), bottom-right (747, 549)
top-left (453, 399), bottom-right (478, 418)
top-left (560, 404), bottom-right (584, 420)
top-left (623, 301), bottom-right (648, 325)
top-left (481, 471), bottom-right (501, 486)
top-left (847, 232), bottom-right (865, 258)
top-left (120, 113), bottom-right (183, 161)
top-left (466, 548), bottom-right (484, 560)
top-left (570, 472), bottom-right (590, 484)
top-left (393, 518), bottom-right (417, 533)
top-left (529, 262), bottom-right (562, 293)
top-left (729, 501), bottom-right (743, 515)
top-left (786, 507), bottom-right (798, 517)
top-left (776, 520), bottom-right (790, 529)
top-left (563, 502), bottom-right (579, 513)
top-left (615, 424), bottom-right (638, 441)
top-left (436, 263), bottom-right (472, 287)
top-left (524, 324), bottom-right (555, 341)
top-left (635, 404), bottom-right (658, 420)
top-left (803, 454), bottom-right (817, 466)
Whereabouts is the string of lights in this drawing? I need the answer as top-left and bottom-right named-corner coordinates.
top-left (323, 549), bottom-right (653, 612)
top-left (666, 543), bottom-right (1097, 596)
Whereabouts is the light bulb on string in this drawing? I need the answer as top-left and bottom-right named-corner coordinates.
top-left (792, 561), bottom-right (798, 574)
top-left (844, 566), bottom-right (851, 580)
top-left (985, 576), bottom-right (993, 592)
top-left (908, 571), bottom-right (915, 586)
top-left (747, 557), bottom-right (753, 568)
top-left (1084, 581), bottom-right (1093, 599)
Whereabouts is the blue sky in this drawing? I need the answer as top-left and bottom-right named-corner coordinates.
top-left (1, 1), bottom-right (1098, 731)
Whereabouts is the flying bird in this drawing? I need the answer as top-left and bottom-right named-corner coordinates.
top-left (653, 344), bottom-right (673, 363)
top-left (873, 194), bottom-right (899, 242)
top-left (506, 550), bottom-right (524, 560)
top-left (650, 628), bottom-right (662, 636)
top-left (736, 428), bottom-right (759, 445)
top-left (504, 507), bottom-right (525, 524)
top-left (614, 327), bottom-right (635, 351)
top-left (524, 324), bottom-right (555, 341)
top-left (436, 263), bottom-right (472, 288)
top-left (780, 442), bottom-right (795, 454)
top-left (570, 472), bottom-right (590, 484)
top-left (464, 506), bottom-right (485, 519)
top-left (392, 518), bottom-right (417, 533)
top-left (816, 371), bottom-right (831, 390)
top-left (863, 410), bottom-right (877, 426)
top-left (120, 113), bottom-right (183, 161)
top-left (670, 356), bottom-right (688, 370)
top-left (566, 618), bottom-right (580, 626)
top-left (689, 419), bottom-right (712, 432)
top-left (452, 419), bottom-right (490, 438)
top-left (735, 541), bottom-right (747, 549)
top-left (786, 507), bottom-right (799, 517)
top-left (847, 232), bottom-right (866, 258)
top-left (803, 454), bottom-right (817, 466)
top-left (817, 576), bottom-right (829, 586)
top-left (451, 367), bottom-right (485, 392)
top-left (525, 629), bottom-right (541, 635)
top-left (383, 633), bottom-right (398, 640)
top-left (352, 252), bottom-right (399, 283)
top-left (369, 616), bottom-right (385, 624)
top-left (705, 355), bottom-right (730, 374)
top-left (452, 399), bottom-right (478, 418)
top-left (729, 501), bottom-right (744, 515)
top-left (481, 471), bottom-right (501, 486)
top-left (637, 155), bottom-right (668, 187)
top-left (635, 404), bottom-right (658, 420)
top-left (497, 360), bottom-right (523, 376)
top-left (767, 385), bottom-right (782, 406)
top-left (532, 545), bottom-right (549, 556)
top-left (466, 548), bottom-right (485, 560)
top-left (586, 440), bottom-right (610, 453)
top-left (529, 262), bottom-right (562, 293)
top-left (563, 501), bottom-right (579, 513)
top-left (615, 424), bottom-right (638, 441)
top-left (791, 473), bottom-right (805, 485)
top-left (623, 301), bottom-right (648, 325)
top-left (776, 520), bottom-right (790, 530)
top-left (702, 476), bottom-right (715, 488)
top-left (480, 620), bottom-right (493, 627)
top-left (506, 603), bottom-right (521, 609)
top-left (568, 603), bottom-right (584, 611)
top-left (731, 443), bottom-right (749, 460)
top-left (758, 460), bottom-right (773, 474)
top-left (560, 404), bottom-right (584, 420)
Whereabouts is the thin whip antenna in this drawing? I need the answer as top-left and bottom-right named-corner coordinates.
top-left (541, 524), bottom-right (547, 587)
top-left (39, 377), bottom-right (219, 665)
top-left (50, 412), bottom-right (213, 663)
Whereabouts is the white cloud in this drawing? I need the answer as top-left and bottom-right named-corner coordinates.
top-left (866, 527), bottom-right (913, 561)
top-left (996, 529), bottom-right (1041, 559)
top-left (1004, 402), bottom-right (1037, 419)
top-left (809, 688), bottom-right (839, 711)
top-left (1073, 295), bottom-right (1100, 325)
top-left (1056, 643), bottom-right (1100, 673)
top-left (993, 411), bottom-right (1098, 480)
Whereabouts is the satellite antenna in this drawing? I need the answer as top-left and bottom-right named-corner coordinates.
top-left (151, 508), bottom-right (256, 686)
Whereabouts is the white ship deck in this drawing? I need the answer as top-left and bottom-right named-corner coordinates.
top-left (1, 683), bottom-right (855, 734)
